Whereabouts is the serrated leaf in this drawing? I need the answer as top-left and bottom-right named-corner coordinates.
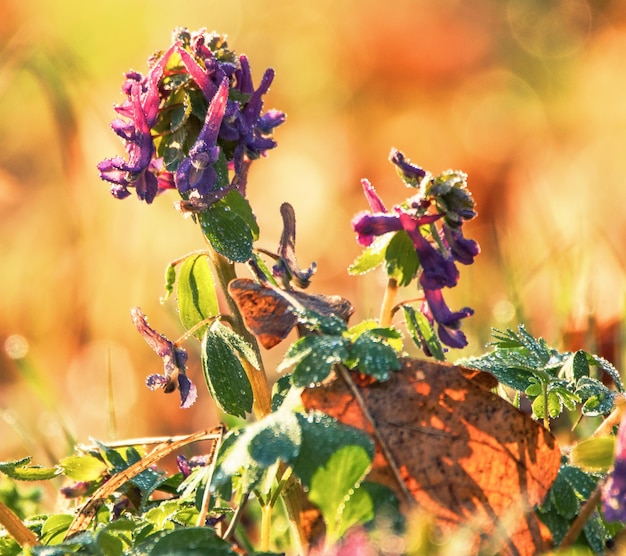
top-left (583, 512), bottom-right (608, 555)
top-left (346, 331), bottom-right (400, 381)
top-left (202, 322), bottom-right (253, 417)
top-left (59, 455), bottom-right (107, 481)
top-left (590, 354), bottom-right (624, 392)
top-left (559, 464), bottom-right (599, 498)
top-left (177, 254), bottom-right (219, 339)
top-left (384, 230), bottom-right (419, 286)
top-left (279, 335), bottom-right (349, 387)
top-left (549, 471), bottom-right (580, 519)
top-left (200, 199), bottom-right (254, 262)
top-left (348, 234), bottom-right (392, 275)
top-left (402, 305), bottom-right (445, 361)
top-left (576, 376), bottom-right (615, 417)
top-left (570, 437), bottom-right (615, 471)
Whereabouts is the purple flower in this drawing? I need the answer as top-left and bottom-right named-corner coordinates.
top-left (130, 307), bottom-right (197, 408)
top-left (175, 78), bottom-right (228, 195)
top-left (603, 416), bottom-right (626, 521)
top-left (177, 454), bottom-right (210, 478)
top-left (441, 223), bottom-right (480, 265)
top-left (230, 55), bottom-right (285, 176)
top-left (98, 45), bottom-right (176, 203)
top-left (399, 212), bottom-right (459, 290)
top-left (390, 148), bottom-right (426, 185)
top-left (99, 30), bottom-right (285, 203)
top-left (422, 288), bottom-right (473, 349)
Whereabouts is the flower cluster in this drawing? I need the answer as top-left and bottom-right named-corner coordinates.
top-left (98, 28), bottom-right (285, 204)
top-left (352, 149), bottom-right (479, 350)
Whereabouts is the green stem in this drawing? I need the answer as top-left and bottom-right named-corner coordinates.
top-left (379, 278), bottom-right (398, 328)
top-left (542, 382), bottom-right (550, 430)
top-left (260, 504), bottom-right (272, 552)
top-left (205, 244), bottom-right (316, 552)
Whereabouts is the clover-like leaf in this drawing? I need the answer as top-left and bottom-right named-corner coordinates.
top-left (345, 330), bottom-right (401, 381)
top-left (278, 335), bottom-right (349, 387)
top-left (384, 230), bottom-right (419, 286)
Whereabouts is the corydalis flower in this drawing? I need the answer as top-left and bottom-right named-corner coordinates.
top-left (351, 149), bottom-right (479, 351)
top-left (99, 28), bottom-right (284, 203)
top-left (602, 416), bottom-right (626, 521)
top-left (131, 307), bottom-right (197, 408)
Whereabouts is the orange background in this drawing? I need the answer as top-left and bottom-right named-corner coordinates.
top-left (0, 0), bottom-right (625, 464)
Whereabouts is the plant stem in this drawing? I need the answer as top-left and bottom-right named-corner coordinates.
top-left (205, 245), bottom-right (317, 552)
top-left (204, 245), bottom-right (272, 418)
top-left (260, 504), bottom-right (272, 552)
top-left (379, 278), bottom-right (398, 328)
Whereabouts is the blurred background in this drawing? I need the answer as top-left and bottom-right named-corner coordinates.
top-left (1, 0), bottom-right (625, 465)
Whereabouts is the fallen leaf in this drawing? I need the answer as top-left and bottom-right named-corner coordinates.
top-left (302, 358), bottom-right (561, 555)
top-left (228, 279), bottom-right (353, 349)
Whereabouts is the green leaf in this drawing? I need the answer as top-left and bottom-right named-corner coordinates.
top-left (403, 305), bottom-right (445, 361)
top-left (160, 262), bottom-right (176, 303)
top-left (340, 482), bottom-right (402, 537)
top-left (202, 322), bottom-right (253, 417)
top-left (292, 412), bottom-right (374, 545)
top-left (138, 528), bottom-right (238, 555)
top-left (384, 230), bottom-right (419, 286)
top-left (345, 320), bottom-right (403, 352)
top-left (570, 437), bottom-right (615, 471)
top-left (291, 412), bottom-right (374, 488)
top-left (271, 374), bottom-right (292, 411)
top-left (211, 430), bottom-right (261, 494)
top-left (311, 445), bottom-right (372, 544)
top-left (210, 411), bottom-right (301, 495)
top-left (200, 198), bottom-right (254, 263)
top-left (215, 321), bottom-right (261, 371)
top-left (525, 377), bottom-right (543, 398)
top-left (348, 234), bottom-right (392, 275)
top-left (59, 455), bottom-right (107, 481)
top-left (279, 335), bottom-right (349, 387)
top-left (161, 127), bottom-right (188, 172)
top-left (589, 354), bottom-right (624, 392)
top-left (583, 512), bottom-right (608, 555)
top-left (247, 411), bottom-right (302, 467)
top-left (0, 457), bottom-right (60, 481)
top-left (222, 190), bottom-right (259, 240)
top-left (39, 514), bottom-right (74, 545)
top-left (177, 254), bottom-right (219, 339)
top-left (559, 464), bottom-right (599, 499)
top-left (549, 471), bottom-right (580, 520)
top-left (346, 331), bottom-right (400, 381)
top-left (576, 376), bottom-right (615, 417)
